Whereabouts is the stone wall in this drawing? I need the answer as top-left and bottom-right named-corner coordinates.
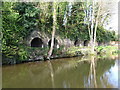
top-left (25, 30), bottom-right (100, 48)
top-left (25, 30), bottom-right (76, 48)
top-left (26, 30), bottom-right (49, 47)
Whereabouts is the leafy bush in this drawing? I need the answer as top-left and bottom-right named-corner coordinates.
top-left (13, 2), bottom-right (40, 38)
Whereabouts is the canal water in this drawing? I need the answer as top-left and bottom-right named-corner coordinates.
top-left (2, 55), bottom-right (119, 88)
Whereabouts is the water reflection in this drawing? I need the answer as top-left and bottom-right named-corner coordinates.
top-left (105, 60), bottom-right (118, 88)
top-left (2, 55), bottom-right (118, 88)
top-left (87, 56), bottom-right (97, 88)
top-left (47, 60), bottom-right (55, 88)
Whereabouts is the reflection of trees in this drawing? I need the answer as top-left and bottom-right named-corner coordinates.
top-left (47, 60), bottom-right (55, 88)
top-left (87, 56), bottom-right (97, 88)
top-left (87, 56), bottom-right (116, 88)
top-left (0, 67), bottom-right (2, 89)
top-left (2, 56), bottom-right (117, 88)
top-left (2, 62), bottom-right (53, 88)
top-left (95, 58), bottom-right (116, 88)
top-left (96, 58), bottom-right (115, 76)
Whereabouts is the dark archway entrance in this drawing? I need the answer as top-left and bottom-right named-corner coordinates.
top-left (48, 38), bottom-right (58, 48)
top-left (83, 40), bottom-right (89, 46)
top-left (31, 37), bottom-right (43, 47)
top-left (74, 40), bottom-right (79, 46)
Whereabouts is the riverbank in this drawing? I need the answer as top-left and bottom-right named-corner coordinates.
top-left (2, 45), bottom-right (118, 65)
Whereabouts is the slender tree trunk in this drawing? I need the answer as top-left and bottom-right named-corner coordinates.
top-left (84, 0), bottom-right (105, 54)
top-left (94, 3), bottom-right (101, 47)
top-left (90, 0), bottom-right (95, 54)
top-left (47, 2), bottom-right (57, 59)
top-left (90, 1), bottom-right (101, 54)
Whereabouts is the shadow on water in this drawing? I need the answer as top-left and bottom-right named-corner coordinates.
top-left (2, 55), bottom-right (118, 88)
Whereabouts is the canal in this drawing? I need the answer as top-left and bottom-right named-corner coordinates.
top-left (2, 55), bottom-right (118, 88)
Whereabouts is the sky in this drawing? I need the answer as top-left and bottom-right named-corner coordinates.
top-left (104, 1), bottom-right (119, 33)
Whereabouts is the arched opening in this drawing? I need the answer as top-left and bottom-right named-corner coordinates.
top-left (31, 37), bottom-right (43, 47)
top-left (83, 40), bottom-right (89, 46)
top-left (74, 40), bottom-right (79, 46)
top-left (48, 38), bottom-right (58, 48)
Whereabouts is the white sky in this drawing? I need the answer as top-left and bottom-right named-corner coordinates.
top-left (104, 1), bottom-right (119, 32)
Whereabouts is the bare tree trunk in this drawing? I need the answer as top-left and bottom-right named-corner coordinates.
top-left (94, 2), bottom-right (101, 47)
top-left (47, 2), bottom-right (57, 59)
top-left (83, 0), bottom-right (109, 54)
top-left (90, 0), bottom-right (95, 54)
top-left (90, 1), bottom-right (101, 54)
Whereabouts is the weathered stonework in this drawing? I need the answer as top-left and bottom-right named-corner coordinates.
top-left (74, 40), bottom-right (84, 47)
top-left (25, 30), bottom-right (100, 48)
top-left (26, 30), bottom-right (49, 47)
top-left (26, 30), bottom-right (77, 48)
top-left (63, 38), bottom-right (74, 47)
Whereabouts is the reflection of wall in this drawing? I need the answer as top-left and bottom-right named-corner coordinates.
top-left (3, 56), bottom-right (116, 88)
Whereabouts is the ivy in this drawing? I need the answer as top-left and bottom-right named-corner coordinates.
top-left (13, 2), bottom-right (40, 38)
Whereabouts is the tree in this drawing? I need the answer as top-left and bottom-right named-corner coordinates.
top-left (47, 1), bottom-right (57, 59)
top-left (37, 2), bottom-right (53, 34)
top-left (83, 0), bottom-right (112, 53)
top-left (2, 2), bottom-right (28, 63)
top-left (13, 2), bottom-right (40, 38)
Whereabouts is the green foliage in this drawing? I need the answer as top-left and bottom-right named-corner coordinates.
top-left (52, 45), bottom-right (64, 55)
top-left (13, 2), bottom-right (40, 38)
top-left (96, 46), bottom-right (118, 55)
top-left (2, 2), bottom-right (118, 64)
top-left (57, 2), bottom-right (89, 40)
top-left (38, 2), bottom-right (53, 34)
top-left (18, 47), bottom-right (28, 60)
top-left (96, 26), bottom-right (117, 43)
top-left (2, 2), bottom-right (29, 64)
